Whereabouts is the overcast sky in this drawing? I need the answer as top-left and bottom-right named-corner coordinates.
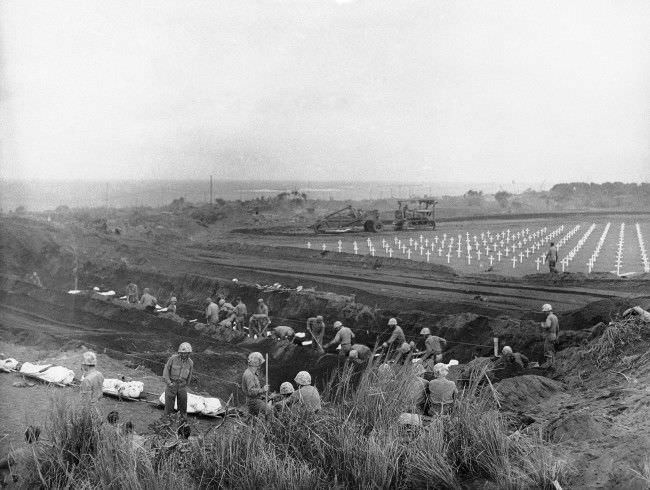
top-left (1, 0), bottom-right (648, 183)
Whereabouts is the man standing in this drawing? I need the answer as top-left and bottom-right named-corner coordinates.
top-left (419, 328), bottom-right (447, 366)
top-left (323, 321), bottom-right (355, 356)
top-left (205, 297), bottom-right (220, 325)
top-left (126, 282), bottom-right (139, 304)
top-left (163, 342), bottom-right (194, 419)
top-left (234, 297), bottom-right (248, 328)
top-left (540, 304), bottom-right (559, 366)
top-left (242, 352), bottom-right (270, 417)
top-left (545, 242), bottom-right (558, 273)
top-left (306, 315), bottom-right (326, 351)
top-left (80, 351), bottom-right (104, 406)
top-left (257, 298), bottom-right (269, 316)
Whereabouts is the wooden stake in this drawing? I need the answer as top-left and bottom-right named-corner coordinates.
top-left (265, 353), bottom-right (269, 403)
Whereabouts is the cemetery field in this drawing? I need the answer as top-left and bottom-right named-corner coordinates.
top-left (280, 215), bottom-right (650, 278)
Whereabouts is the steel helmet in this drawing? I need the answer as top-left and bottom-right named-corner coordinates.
top-left (205, 297), bottom-right (213, 304)
top-left (258, 298), bottom-right (264, 303)
top-left (433, 363), bottom-right (448, 377)
top-left (170, 297), bottom-right (177, 303)
top-left (388, 318), bottom-right (397, 326)
top-left (542, 303), bottom-right (553, 312)
top-left (294, 371), bottom-right (312, 386)
top-left (333, 321), bottom-right (343, 329)
top-left (502, 346), bottom-right (513, 355)
top-left (349, 349), bottom-right (359, 359)
top-left (82, 351), bottom-right (97, 366)
top-left (420, 327), bottom-right (431, 336)
top-left (218, 299), bottom-right (225, 306)
top-left (247, 352), bottom-right (265, 367)
top-left (178, 342), bottom-right (192, 353)
top-left (398, 342), bottom-right (411, 354)
top-left (316, 315), bottom-right (323, 321)
top-left (279, 382), bottom-right (295, 395)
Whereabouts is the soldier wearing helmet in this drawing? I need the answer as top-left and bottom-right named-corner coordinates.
top-left (306, 315), bottom-right (326, 350)
top-left (277, 371), bottom-right (321, 413)
top-left (80, 351), bottom-right (104, 406)
top-left (540, 304), bottom-right (559, 366)
top-left (349, 343), bottom-right (372, 362)
top-left (163, 342), bottom-right (194, 419)
top-left (323, 321), bottom-right (355, 356)
top-left (382, 318), bottom-right (406, 353)
top-left (242, 352), bottom-right (270, 417)
top-left (205, 297), bottom-right (220, 325)
top-left (419, 327), bottom-right (447, 366)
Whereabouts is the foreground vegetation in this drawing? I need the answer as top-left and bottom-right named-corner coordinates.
top-left (14, 364), bottom-right (565, 489)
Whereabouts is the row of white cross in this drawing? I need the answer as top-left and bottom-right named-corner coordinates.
top-left (559, 223), bottom-right (595, 271)
top-left (304, 222), bottom-right (649, 274)
top-left (635, 223), bottom-right (650, 273)
top-left (587, 222), bottom-right (611, 273)
top-left (615, 223), bottom-right (625, 276)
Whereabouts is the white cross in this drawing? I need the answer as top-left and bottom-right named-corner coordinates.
top-left (353, 242), bottom-right (358, 254)
top-left (426, 250), bottom-right (431, 262)
top-left (337, 241), bottom-right (342, 253)
top-left (477, 250), bottom-right (482, 260)
top-left (425, 238), bottom-right (429, 247)
top-left (489, 255), bottom-right (494, 266)
top-left (322, 243), bottom-right (327, 251)
top-left (467, 255), bottom-right (471, 265)
top-left (512, 256), bottom-right (517, 268)
top-left (505, 247), bottom-right (509, 257)
top-left (519, 252), bottom-right (524, 263)
top-left (402, 245), bottom-right (407, 253)
top-left (438, 247), bottom-right (442, 256)
top-left (407, 249), bottom-right (412, 259)
top-left (420, 246), bottom-right (423, 256)
top-left (535, 257), bottom-right (541, 271)
top-left (446, 251), bottom-right (451, 263)
top-left (388, 248), bottom-right (393, 258)
top-left (525, 249), bottom-right (530, 258)
top-left (307, 241), bottom-right (311, 249)
top-left (409, 238), bottom-right (413, 246)
top-left (419, 235), bottom-right (424, 243)
top-left (371, 247), bottom-right (375, 257)
top-left (497, 251), bottom-right (502, 261)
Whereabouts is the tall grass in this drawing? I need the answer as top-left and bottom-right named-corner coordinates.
top-left (15, 364), bottom-right (565, 489)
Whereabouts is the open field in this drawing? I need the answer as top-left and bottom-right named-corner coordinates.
top-left (249, 216), bottom-right (650, 277)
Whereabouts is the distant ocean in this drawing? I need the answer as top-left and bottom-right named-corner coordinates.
top-left (0, 180), bottom-right (545, 212)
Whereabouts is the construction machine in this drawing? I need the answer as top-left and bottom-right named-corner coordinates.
top-left (313, 205), bottom-right (383, 233)
top-left (393, 199), bottom-right (437, 231)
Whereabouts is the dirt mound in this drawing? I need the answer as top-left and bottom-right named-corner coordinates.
top-left (559, 297), bottom-right (643, 330)
top-left (545, 412), bottom-right (609, 443)
top-left (495, 374), bottom-right (564, 410)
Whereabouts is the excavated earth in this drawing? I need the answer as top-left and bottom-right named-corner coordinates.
top-left (1, 214), bottom-right (649, 488)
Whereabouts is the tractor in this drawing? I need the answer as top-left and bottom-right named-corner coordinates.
top-left (393, 199), bottom-right (437, 231)
top-left (313, 205), bottom-right (383, 234)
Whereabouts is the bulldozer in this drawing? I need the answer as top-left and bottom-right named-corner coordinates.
top-left (393, 199), bottom-right (437, 231)
top-left (313, 205), bottom-right (383, 233)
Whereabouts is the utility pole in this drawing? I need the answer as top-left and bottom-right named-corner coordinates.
top-left (210, 175), bottom-right (213, 206)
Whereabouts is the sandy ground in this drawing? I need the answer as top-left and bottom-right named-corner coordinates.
top-left (1, 211), bottom-right (649, 487)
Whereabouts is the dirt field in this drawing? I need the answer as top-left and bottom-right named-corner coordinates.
top-left (1, 209), bottom-right (649, 487)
